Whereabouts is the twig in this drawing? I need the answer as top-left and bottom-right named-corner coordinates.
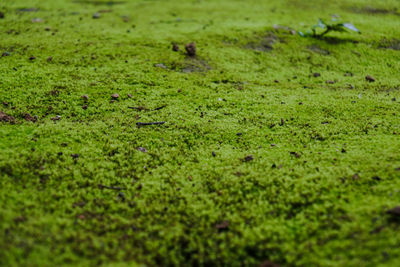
top-left (128, 106), bottom-right (147, 111)
top-left (318, 28), bottom-right (331, 37)
top-left (136, 121), bottom-right (166, 126)
top-left (128, 105), bottom-right (167, 111)
top-left (153, 105), bottom-right (167, 111)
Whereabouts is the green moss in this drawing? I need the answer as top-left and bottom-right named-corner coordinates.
top-left (1, 0), bottom-right (400, 266)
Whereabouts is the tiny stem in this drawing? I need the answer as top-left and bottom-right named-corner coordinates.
top-left (312, 29), bottom-right (316, 37)
top-left (318, 28), bottom-right (330, 38)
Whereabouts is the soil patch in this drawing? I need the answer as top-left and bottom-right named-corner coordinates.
top-left (377, 38), bottom-right (400, 50)
top-left (245, 32), bottom-right (279, 52)
top-left (0, 111), bottom-right (15, 124)
top-left (182, 57), bottom-right (211, 73)
top-left (307, 44), bottom-right (330, 55)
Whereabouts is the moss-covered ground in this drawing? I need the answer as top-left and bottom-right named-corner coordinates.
top-left (1, 0), bottom-right (400, 266)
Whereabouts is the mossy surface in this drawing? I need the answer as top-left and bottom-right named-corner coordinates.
top-left (1, 0), bottom-right (400, 266)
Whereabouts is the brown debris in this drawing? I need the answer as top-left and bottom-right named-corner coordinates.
top-left (243, 155), bottom-right (254, 162)
top-left (13, 216), bottom-right (27, 224)
top-left (290, 152), bottom-right (301, 158)
top-left (71, 153), bottom-right (79, 159)
top-left (215, 220), bottom-right (229, 231)
top-left (136, 121), bottom-right (165, 126)
top-left (0, 111), bottom-right (15, 123)
top-left (49, 90), bottom-right (60, 96)
top-left (185, 42), bottom-right (196, 57)
top-left (366, 75), bottom-right (376, 82)
top-left (122, 16), bottom-right (130, 23)
top-left (172, 43), bottom-right (179, 52)
top-left (24, 113), bottom-right (37, 122)
top-left (72, 201), bottom-right (86, 208)
top-left (51, 115), bottom-right (61, 121)
top-left (137, 147), bottom-right (147, 153)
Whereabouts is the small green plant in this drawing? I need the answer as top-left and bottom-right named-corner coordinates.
top-left (299, 18), bottom-right (361, 38)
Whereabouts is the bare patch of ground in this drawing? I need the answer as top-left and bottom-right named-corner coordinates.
top-left (245, 32), bottom-right (279, 52)
top-left (307, 44), bottom-right (330, 55)
top-left (182, 57), bottom-right (212, 73)
top-left (377, 38), bottom-right (400, 50)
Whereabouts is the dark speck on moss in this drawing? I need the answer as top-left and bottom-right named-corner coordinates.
top-left (172, 43), bottom-right (179, 51)
top-left (244, 155), bottom-right (254, 161)
top-left (215, 221), bottom-right (229, 232)
top-left (387, 206), bottom-right (400, 220)
top-left (366, 75), bottom-right (376, 82)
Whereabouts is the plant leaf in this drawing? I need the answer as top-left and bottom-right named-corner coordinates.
top-left (330, 24), bottom-right (347, 32)
top-left (342, 23), bottom-right (360, 33)
top-left (313, 19), bottom-right (326, 29)
top-left (299, 31), bottom-right (312, 37)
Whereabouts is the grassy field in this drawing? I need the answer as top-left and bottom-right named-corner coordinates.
top-left (1, 0), bottom-right (400, 266)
